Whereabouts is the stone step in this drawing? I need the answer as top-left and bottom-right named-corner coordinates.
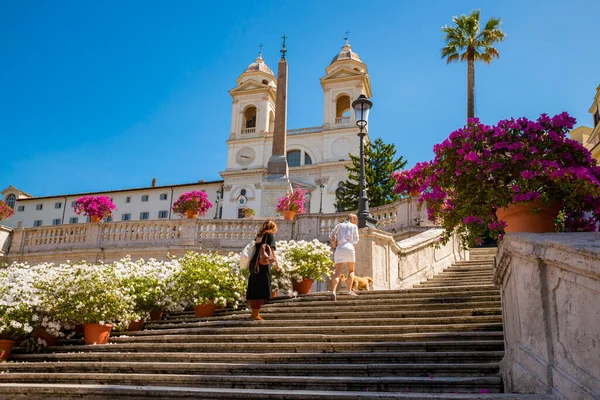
top-left (26, 340), bottom-right (504, 355)
top-left (1, 361), bottom-right (501, 377)
top-left (141, 315), bottom-right (504, 331)
top-left (151, 308), bottom-right (502, 325)
top-left (420, 278), bottom-right (493, 285)
top-left (443, 266), bottom-right (493, 272)
top-left (166, 301), bottom-right (502, 316)
top-left (12, 350), bottom-right (506, 364)
top-left (415, 282), bottom-right (498, 288)
top-left (109, 322), bottom-right (504, 337)
top-left (107, 331), bottom-right (504, 343)
top-left (428, 272), bottom-right (494, 278)
top-left (0, 373), bottom-right (503, 393)
top-left (0, 384), bottom-right (553, 400)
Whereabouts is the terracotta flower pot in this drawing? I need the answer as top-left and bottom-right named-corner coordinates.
top-left (410, 190), bottom-right (421, 197)
top-left (149, 311), bottom-right (163, 321)
top-left (83, 323), bottom-right (113, 345)
top-left (126, 320), bottom-right (145, 332)
top-left (271, 289), bottom-right (279, 298)
top-left (244, 214), bottom-right (253, 219)
top-left (194, 300), bottom-right (216, 318)
top-left (292, 278), bottom-right (314, 295)
top-left (186, 210), bottom-right (199, 219)
top-left (282, 210), bottom-right (296, 221)
top-left (90, 215), bottom-right (102, 223)
top-left (36, 329), bottom-right (59, 347)
top-left (496, 200), bottom-right (560, 233)
top-left (0, 340), bottom-right (16, 361)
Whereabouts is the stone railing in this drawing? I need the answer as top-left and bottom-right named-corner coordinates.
top-left (3, 197), bottom-right (432, 264)
top-left (0, 226), bottom-right (12, 258)
top-left (287, 126), bottom-right (323, 135)
top-left (495, 233), bottom-right (600, 400)
top-left (240, 127), bottom-right (256, 134)
top-left (334, 116), bottom-right (351, 124)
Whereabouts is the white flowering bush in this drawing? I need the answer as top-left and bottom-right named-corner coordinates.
top-left (37, 261), bottom-right (137, 328)
top-left (276, 240), bottom-right (334, 283)
top-left (171, 252), bottom-right (246, 308)
top-left (116, 257), bottom-right (182, 315)
top-left (0, 265), bottom-right (40, 341)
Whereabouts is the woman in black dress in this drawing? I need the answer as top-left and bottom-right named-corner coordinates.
top-left (246, 219), bottom-right (279, 320)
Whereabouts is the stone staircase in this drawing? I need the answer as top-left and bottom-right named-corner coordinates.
top-left (0, 248), bottom-right (552, 399)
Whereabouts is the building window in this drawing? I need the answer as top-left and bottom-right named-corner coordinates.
top-left (52, 218), bottom-right (62, 226)
top-left (140, 212), bottom-right (150, 220)
top-left (36, 204), bottom-right (43, 210)
top-left (158, 210), bottom-right (168, 219)
top-left (126, 197), bottom-right (131, 203)
top-left (71, 201), bottom-right (77, 208)
top-left (105, 216), bottom-right (113, 222)
top-left (122, 213), bottom-right (131, 221)
top-left (305, 153), bottom-right (313, 165)
top-left (5, 194), bottom-right (16, 209)
top-left (160, 193), bottom-right (168, 200)
top-left (287, 150), bottom-right (301, 167)
top-left (17, 206), bottom-right (25, 212)
top-left (594, 110), bottom-right (600, 127)
top-left (237, 208), bottom-right (245, 219)
top-left (55, 202), bottom-right (62, 209)
top-left (244, 106), bottom-right (257, 129)
top-left (141, 195), bottom-right (149, 202)
top-left (86, 216), bottom-right (91, 223)
top-left (33, 220), bottom-right (43, 227)
top-left (69, 217), bottom-right (79, 224)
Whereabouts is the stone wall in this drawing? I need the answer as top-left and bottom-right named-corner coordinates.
top-left (354, 228), bottom-right (467, 290)
top-left (495, 233), bottom-right (600, 400)
top-left (0, 226), bottom-right (11, 258)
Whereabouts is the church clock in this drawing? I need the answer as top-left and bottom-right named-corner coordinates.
top-left (236, 147), bottom-right (256, 166)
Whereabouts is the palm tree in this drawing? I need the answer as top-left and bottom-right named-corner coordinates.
top-left (441, 10), bottom-right (505, 119)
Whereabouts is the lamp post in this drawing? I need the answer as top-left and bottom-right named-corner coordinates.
top-left (319, 183), bottom-right (324, 214)
top-left (351, 94), bottom-right (377, 229)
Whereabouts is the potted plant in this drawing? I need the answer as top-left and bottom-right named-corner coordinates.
top-left (117, 257), bottom-right (182, 331)
top-left (74, 196), bottom-right (117, 223)
top-left (171, 252), bottom-right (245, 318)
top-left (172, 191), bottom-right (213, 219)
top-left (276, 188), bottom-right (307, 220)
top-left (241, 207), bottom-right (256, 219)
top-left (0, 201), bottom-right (14, 221)
top-left (393, 113), bottom-right (600, 248)
top-left (276, 240), bottom-right (334, 294)
top-left (40, 261), bottom-right (137, 344)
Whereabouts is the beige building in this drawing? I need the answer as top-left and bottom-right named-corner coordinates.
top-left (571, 84), bottom-right (600, 161)
top-left (1, 41), bottom-right (372, 227)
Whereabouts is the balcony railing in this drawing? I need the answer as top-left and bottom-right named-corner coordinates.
top-left (335, 116), bottom-right (351, 124)
top-left (287, 126), bottom-right (323, 135)
top-left (241, 127), bottom-right (256, 134)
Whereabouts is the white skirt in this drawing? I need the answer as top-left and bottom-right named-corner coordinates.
top-left (334, 243), bottom-right (356, 264)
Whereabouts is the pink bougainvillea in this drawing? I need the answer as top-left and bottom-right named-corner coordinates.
top-left (0, 201), bottom-right (15, 221)
top-left (172, 191), bottom-right (213, 217)
top-left (74, 196), bottom-right (117, 220)
top-left (276, 188), bottom-right (307, 214)
top-left (392, 112), bottom-right (600, 247)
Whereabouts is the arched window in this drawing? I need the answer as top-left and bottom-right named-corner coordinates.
top-left (335, 94), bottom-right (351, 123)
top-left (305, 153), bottom-right (312, 165)
top-left (243, 106), bottom-right (257, 131)
top-left (5, 194), bottom-right (16, 209)
top-left (287, 150), bottom-right (301, 167)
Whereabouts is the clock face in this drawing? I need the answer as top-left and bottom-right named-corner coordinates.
top-left (236, 147), bottom-right (256, 166)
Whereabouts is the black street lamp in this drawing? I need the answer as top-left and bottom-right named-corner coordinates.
top-left (319, 183), bottom-right (324, 214)
top-left (351, 94), bottom-right (377, 229)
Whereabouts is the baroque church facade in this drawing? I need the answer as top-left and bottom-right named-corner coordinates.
top-left (1, 41), bottom-right (373, 228)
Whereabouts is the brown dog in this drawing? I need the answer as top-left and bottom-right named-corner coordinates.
top-left (340, 274), bottom-right (374, 291)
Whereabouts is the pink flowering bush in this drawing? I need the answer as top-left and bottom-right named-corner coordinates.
top-left (393, 112), bottom-right (600, 247)
top-left (172, 191), bottom-right (213, 217)
top-left (276, 188), bottom-right (307, 214)
top-left (74, 196), bottom-right (117, 220)
top-left (0, 201), bottom-right (14, 221)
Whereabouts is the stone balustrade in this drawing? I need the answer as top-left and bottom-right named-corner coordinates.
top-left (495, 233), bottom-right (600, 400)
top-left (2, 197), bottom-right (432, 264)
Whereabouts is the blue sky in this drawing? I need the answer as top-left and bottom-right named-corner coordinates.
top-left (1, 0), bottom-right (598, 196)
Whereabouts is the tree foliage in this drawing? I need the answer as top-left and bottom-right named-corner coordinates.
top-left (335, 138), bottom-right (407, 212)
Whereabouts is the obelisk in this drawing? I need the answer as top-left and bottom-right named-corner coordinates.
top-left (261, 35), bottom-right (292, 217)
